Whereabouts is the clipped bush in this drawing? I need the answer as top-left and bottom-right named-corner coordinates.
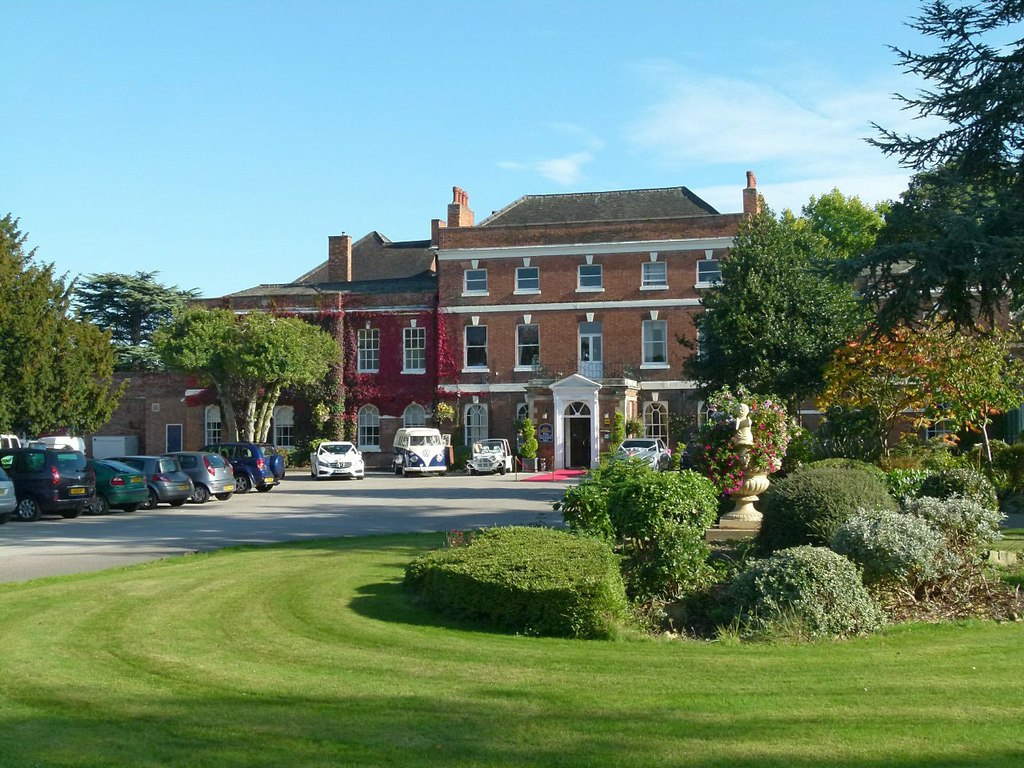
top-left (885, 468), bottom-right (934, 501)
top-left (918, 467), bottom-right (999, 510)
top-left (830, 508), bottom-right (945, 587)
top-left (992, 443), bottom-right (1024, 495)
top-left (808, 458), bottom-right (887, 484)
top-left (404, 526), bottom-right (629, 639)
top-left (900, 496), bottom-right (1003, 564)
top-left (729, 546), bottom-right (884, 639)
top-left (757, 465), bottom-right (898, 553)
top-left (557, 462), bottom-right (718, 601)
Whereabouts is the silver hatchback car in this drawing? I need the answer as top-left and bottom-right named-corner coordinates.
top-left (163, 451), bottom-right (236, 503)
top-left (0, 465), bottom-right (16, 523)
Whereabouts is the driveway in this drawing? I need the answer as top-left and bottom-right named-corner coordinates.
top-left (0, 471), bottom-right (573, 584)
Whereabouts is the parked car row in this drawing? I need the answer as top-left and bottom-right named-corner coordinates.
top-left (0, 441), bottom-right (291, 524)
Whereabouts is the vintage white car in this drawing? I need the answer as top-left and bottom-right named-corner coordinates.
top-left (310, 441), bottom-right (365, 480)
top-left (466, 439), bottom-right (513, 475)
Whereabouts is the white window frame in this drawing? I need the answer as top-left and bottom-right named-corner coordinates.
top-left (403, 326), bottom-right (426, 374)
top-left (641, 261), bottom-right (668, 290)
top-left (515, 323), bottom-right (540, 371)
top-left (643, 402), bottom-right (668, 441)
top-left (642, 319), bottom-right (669, 368)
top-left (464, 325), bottom-right (488, 370)
top-left (204, 405), bottom-right (222, 445)
top-left (696, 259), bottom-right (721, 287)
top-left (357, 328), bottom-right (380, 373)
top-left (465, 403), bottom-right (488, 444)
top-left (515, 266), bottom-right (540, 294)
top-left (273, 405), bottom-right (295, 448)
top-left (463, 268), bottom-right (488, 295)
top-left (357, 404), bottom-right (380, 451)
top-left (577, 263), bottom-right (603, 292)
top-left (403, 403), bottom-right (427, 427)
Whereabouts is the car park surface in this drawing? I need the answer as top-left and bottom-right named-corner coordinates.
top-left (0, 471), bottom-right (575, 583)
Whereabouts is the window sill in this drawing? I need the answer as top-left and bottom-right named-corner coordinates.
top-left (462, 366), bottom-right (490, 373)
top-left (513, 288), bottom-right (541, 295)
top-left (462, 290), bottom-right (489, 297)
top-left (640, 284), bottom-right (669, 291)
top-left (575, 286), bottom-right (604, 293)
top-left (695, 281), bottom-right (722, 289)
top-left (357, 369), bottom-right (379, 375)
top-left (513, 365), bottom-right (542, 373)
top-left (358, 446), bottom-right (381, 453)
top-left (640, 363), bottom-right (670, 370)
top-left (402, 369), bottom-right (426, 375)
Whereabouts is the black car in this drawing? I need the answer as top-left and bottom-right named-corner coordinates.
top-left (0, 447), bottom-right (96, 522)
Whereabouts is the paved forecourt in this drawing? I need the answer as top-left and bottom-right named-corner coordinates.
top-left (0, 471), bottom-right (574, 584)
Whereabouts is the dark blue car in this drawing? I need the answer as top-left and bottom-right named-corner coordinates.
top-left (200, 442), bottom-right (281, 493)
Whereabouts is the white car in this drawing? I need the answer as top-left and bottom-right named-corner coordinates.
top-left (466, 439), bottom-right (513, 475)
top-left (310, 441), bottom-right (365, 480)
top-left (613, 438), bottom-right (672, 471)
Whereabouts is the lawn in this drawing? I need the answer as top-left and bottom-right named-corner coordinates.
top-left (0, 534), bottom-right (1022, 767)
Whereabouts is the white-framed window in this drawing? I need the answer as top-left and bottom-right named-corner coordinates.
top-left (644, 402), bottom-right (668, 441)
top-left (357, 328), bottom-right (379, 373)
top-left (697, 400), bottom-right (710, 428)
top-left (577, 264), bottom-right (603, 290)
top-left (515, 266), bottom-right (540, 292)
top-left (204, 405), bottom-right (222, 445)
top-left (516, 323), bottom-right (540, 369)
top-left (357, 404), bottom-right (380, 451)
top-left (403, 326), bottom-right (426, 373)
top-left (403, 403), bottom-right (426, 427)
top-left (696, 321), bottom-right (710, 362)
top-left (465, 325), bottom-right (488, 369)
top-left (642, 261), bottom-right (668, 288)
top-left (925, 420), bottom-right (953, 440)
top-left (516, 402), bottom-right (529, 422)
top-left (465, 403), bottom-right (488, 444)
top-left (464, 268), bottom-right (488, 294)
top-left (642, 320), bottom-right (669, 366)
top-left (273, 405), bottom-right (295, 448)
top-left (696, 259), bottom-right (721, 286)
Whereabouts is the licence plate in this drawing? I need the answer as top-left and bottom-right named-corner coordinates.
top-left (0, 488), bottom-right (8, 496)
top-left (129, 477), bottom-right (143, 484)
top-left (223, 484), bottom-right (234, 492)
top-left (177, 484), bottom-right (191, 491)
top-left (70, 487), bottom-right (86, 495)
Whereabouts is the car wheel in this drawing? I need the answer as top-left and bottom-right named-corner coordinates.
top-left (234, 474), bottom-right (252, 494)
top-left (88, 495), bottom-right (111, 515)
top-left (141, 489), bottom-right (159, 510)
top-left (191, 484), bottom-right (210, 504)
top-left (393, 464), bottom-right (402, 476)
top-left (0, 512), bottom-right (9, 525)
top-left (61, 506), bottom-right (83, 519)
top-left (255, 484), bottom-right (273, 493)
top-left (499, 466), bottom-right (506, 475)
top-left (14, 497), bottom-right (42, 522)
top-left (121, 503), bottom-right (140, 513)
top-left (215, 492), bottom-right (233, 501)
top-left (169, 499), bottom-right (187, 507)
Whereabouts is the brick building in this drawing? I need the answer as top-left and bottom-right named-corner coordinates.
top-left (436, 174), bottom-right (757, 469)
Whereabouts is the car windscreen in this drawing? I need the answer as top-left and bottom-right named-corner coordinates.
top-left (620, 440), bottom-right (655, 450)
top-left (100, 460), bottom-right (141, 474)
top-left (158, 459), bottom-right (181, 473)
top-left (204, 454), bottom-right (228, 468)
top-left (321, 444), bottom-right (354, 455)
top-left (55, 451), bottom-right (87, 470)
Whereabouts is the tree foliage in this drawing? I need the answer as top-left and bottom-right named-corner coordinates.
top-left (686, 201), bottom-right (870, 411)
top-left (73, 271), bottom-right (200, 370)
top-left (153, 308), bottom-right (340, 442)
top-left (0, 214), bottom-right (124, 435)
top-left (854, 0), bottom-right (1024, 327)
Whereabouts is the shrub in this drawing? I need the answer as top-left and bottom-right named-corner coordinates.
top-left (757, 465), bottom-right (898, 553)
top-left (404, 526), bottom-right (629, 639)
top-left (830, 508), bottom-right (945, 587)
top-left (992, 444), bottom-right (1024, 495)
top-left (808, 458), bottom-right (887, 484)
top-left (557, 462), bottom-right (718, 601)
top-left (728, 546), bottom-right (884, 639)
top-left (885, 468), bottom-right (934, 501)
top-left (900, 496), bottom-right (1003, 565)
top-left (918, 467), bottom-right (999, 510)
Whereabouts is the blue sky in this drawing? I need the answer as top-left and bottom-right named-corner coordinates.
top-left (3, 0), bottom-right (933, 298)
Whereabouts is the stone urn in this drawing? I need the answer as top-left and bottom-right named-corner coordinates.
top-left (719, 471), bottom-right (770, 530)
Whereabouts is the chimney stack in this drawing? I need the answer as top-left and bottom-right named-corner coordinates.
top-left (447, 186), bottom-right (474, 228)
top-left (327, 233), bottom-right (353, 282)
top-left (742, 170), bottom-right (760, 215)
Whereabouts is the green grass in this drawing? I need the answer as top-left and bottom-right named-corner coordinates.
top-left (1, 534), bottom-right (1023, 767)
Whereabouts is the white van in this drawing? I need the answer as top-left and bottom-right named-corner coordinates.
top-left (0, 434), bottom-right (21, 450)
top-left (391, 427), bottom-right (448, 476)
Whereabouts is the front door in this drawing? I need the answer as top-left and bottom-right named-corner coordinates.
top-left (579, 322), bottom-right (603, 379)
top-left (563, 402), bottom-right (592, 468)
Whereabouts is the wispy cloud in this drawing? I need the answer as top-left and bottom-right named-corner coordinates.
top-left (498, 124), bottom-right (604, 186)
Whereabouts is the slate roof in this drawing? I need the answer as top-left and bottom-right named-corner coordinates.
top-left (479, 186), bottom-right (720, 227)
top-left (291, 231), bottom-right (436, 285)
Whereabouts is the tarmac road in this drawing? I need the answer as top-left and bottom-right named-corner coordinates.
top-left (0, 471), bottom-right (573, 584)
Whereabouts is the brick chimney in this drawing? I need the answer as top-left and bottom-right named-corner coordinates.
top-left (431, 218), bottom-right (446, 246)
top-left (447, 186), bottom-right (474, 228)
top-left (327, 233), bottom-right (352, 282)
top-left (742, 170), bottom-right (760, 215)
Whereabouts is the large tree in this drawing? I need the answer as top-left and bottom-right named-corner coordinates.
top-left (73, 271), bottom-right (200, 370)
top-left (685, 198), bottom-right (872, 412)
top-left (853, 0), bottom-right (1024, 327)
top-left (154, 308), bottom-right (341, 442)
top-left (0, 214), bottom-right (124, 435)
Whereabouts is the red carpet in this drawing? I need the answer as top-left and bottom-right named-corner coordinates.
top-left (519, 469), bottom-right (588, 482)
